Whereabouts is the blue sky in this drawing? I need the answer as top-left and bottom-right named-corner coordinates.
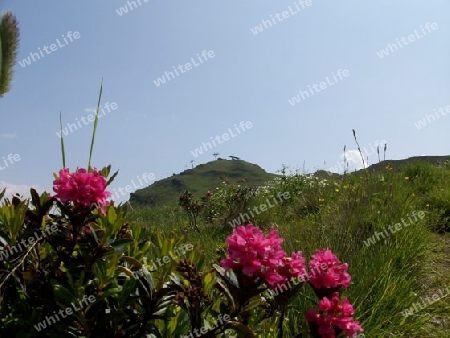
top-left (1, 0), bottom-right (449, 202)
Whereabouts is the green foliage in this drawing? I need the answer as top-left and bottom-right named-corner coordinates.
top-left (203, 178), bottom-right (256, 228)
top-left (178, 190), bottom-right (208, 231)
top-left (0, 183), bottom-right (174, 336)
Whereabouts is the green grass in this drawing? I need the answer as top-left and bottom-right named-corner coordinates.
top-left (126, 160), bottom-right (450, 337)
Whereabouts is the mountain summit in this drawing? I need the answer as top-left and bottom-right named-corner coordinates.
top-left (129, 159), bottom-right (277, 206)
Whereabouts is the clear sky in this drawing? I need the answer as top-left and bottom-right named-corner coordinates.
top-left (1, 0), bottom-right (449, 202)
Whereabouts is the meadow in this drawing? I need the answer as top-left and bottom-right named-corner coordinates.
top-left (126, 159), bottom-right (450, 337)
top-left (1, 106), bottom-right (449, 337)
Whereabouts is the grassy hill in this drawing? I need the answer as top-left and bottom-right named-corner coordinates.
top-left (129, 159), bottom-right (278, 206)
top-left (125, 156), bottom-right (450, 336)
top-left (130, 156), bottom-right (450, 207)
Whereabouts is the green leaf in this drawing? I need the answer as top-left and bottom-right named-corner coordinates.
top-left (106, 169), bottom-right (119, 187)
top-left (52, 281), bottom-right (75, 307)
top-left (88, 80), bottom-right (103, 169)
top-left (106, 206), bottom-right (117, 225)
top-left (110, 238), bottom-right (134, 255)
top-left (224, 321), bottom-right (256, 337)
top-left (0, 200), bottom-right (27, 243)
top-left (59, 111), bottom-right (66, 168)
top-left (30, 188), bottom-right (41, 212)
top-left (135, 265), bottom-right (154, 297)
top-left (121, 255), bottom-right (143, 269)
top-left (98, 165), bottom-right (111, 178)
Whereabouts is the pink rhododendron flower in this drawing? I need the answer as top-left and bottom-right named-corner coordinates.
top-left (306, 292), bottom-right (363, 338)
top-left (220, 224), bottom-right (287, 288)
top-left (308, 249), bottom-right (351, 291)
top-left (259, 267), bottom-right (286, 287)
top-left (278, 251), bottom-right (307, 281)
top-left (261, 227), bottom-right (286, 267)
top-left (53, 168), bottom-right (111, 214)
top-left (220, 224), bottom-right (267, 275)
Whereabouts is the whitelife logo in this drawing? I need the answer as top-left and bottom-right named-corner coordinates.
top-left (190, 121), bottom-right (253, 158)
top-left (376, 22), bottom-right (438, 59)
top-left (414, 104), bottom-right (450, 130)
top-left (115, 0), bottom-right (149, 16)
top-left (110, 172), bottom-right (156, 202)
top-left (327, 140), bottom-right (387, 174)
top-left (56, 102), bottom-right (118, 138)
top-left (228, 192), bottom-right (290, 228)
top-left (18, 31), bottom-right (81, 68)
top-left (181, 313), bottom-right (231, 338)
top-left (363, 211), bottom-right (425, 247)
top-left (0, 224), bottom-right (58, 262)
top-left (401, 285), bottom-right (450, 318)
top-left (0, 153), bottom-right (21, 171)
top-left (34, 295), bottom-right (95, 331)
top-left (250, 0), bottom-right (313, 35)
top-left (135, 243), bottom-right (193, 275)
top-left (153, 50), bottom-right (215, 87)
top-left (288, 69), bottom-right (350, 106)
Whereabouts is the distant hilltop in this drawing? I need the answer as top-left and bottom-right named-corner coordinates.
top-left (129, 159), bottom-right (277, 206)
top-left (129, 155), bottom-right (450, 207)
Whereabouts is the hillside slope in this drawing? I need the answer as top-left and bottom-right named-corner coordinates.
top-left (366, 155), bottom-right (450, 172)
top-left (129, 159), bottom-right (277, 206)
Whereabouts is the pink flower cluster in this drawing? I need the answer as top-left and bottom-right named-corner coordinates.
top-left (53, 168), bottom-right (111, 213)
top-left (306, 292), bottom-right (363, 337)
top-left (220, 224), bottom-right (363, 337)
top-left (220, 224), bottom-right (306, 288)
top-left (308, 249), bottom-right (351, 291)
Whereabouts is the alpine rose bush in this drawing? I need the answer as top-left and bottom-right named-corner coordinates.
top-left (306, 292), bottom-right (364, 337)
top-left (53, 167), bottom-right (111, 213)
